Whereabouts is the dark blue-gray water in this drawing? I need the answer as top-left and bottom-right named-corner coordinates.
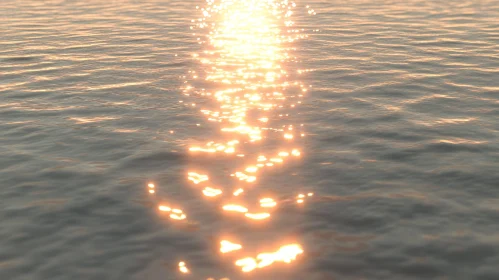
top-left (1, 1), bottom-right (499, 280)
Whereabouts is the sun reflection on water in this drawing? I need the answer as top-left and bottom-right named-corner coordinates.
top-left (148, 0), bottom-right (315, 277)
top-left (220, 240), bottom-right (243, 253)
top-left (235, 244), bottom-right (304, 272)
top-left (178, 261), bottom-right (190, 274)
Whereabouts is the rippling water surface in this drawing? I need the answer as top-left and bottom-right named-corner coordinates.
top-left (1, 0), bottom-right (499, 279)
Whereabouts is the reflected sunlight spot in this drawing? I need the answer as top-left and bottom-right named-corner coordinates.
top-left (159, 205), bottom-right (172, 212)
top-left (245, 166), bottom-right (258, 173)
top-left (223, 204), bottom-right (248, 213)
top-left (220, 240), bottom-right (243, 253)
top-left (233, 188), bottom-right (244, 196)
top-left (188, 172), bottom-right (209, 184)
top-left (260, 198), bottom-right (277, 208)
top-left (179, 261), bottom-right (190, 273)
top-left (235, 244), bottom-right (303, 272)
top-left (245, 212), bottom-right (270, 220)
top-left (203, 187), bottom-right (223, 197)
top-left (170, 213), bottom-right (187, 220)
top-left (235, 258), bottom-right (257, 273)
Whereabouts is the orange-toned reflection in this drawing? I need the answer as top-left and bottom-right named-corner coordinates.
top-left (235, 244), bottom-right (304, 272)
top-left (148, 0), bottom-right (315, 277)
top-left (158, 204), bottom-right (187, 221)
top-left (178, 261), bottom-right (190, 273)
top-left (222, 204), bottom-right (248, 213)
top-left (220, 240), bottom-right (243, 253)
top-left (245, 212), bottom-right (271, 220)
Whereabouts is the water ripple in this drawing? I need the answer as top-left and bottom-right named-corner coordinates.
top-left (1, 0), bottom-right (498, 279)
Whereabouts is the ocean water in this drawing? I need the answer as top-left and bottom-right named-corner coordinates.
top-left (1, 0), bottom-right (499, 280)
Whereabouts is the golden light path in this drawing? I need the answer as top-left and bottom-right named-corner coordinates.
top-left (148, 0), bottom-right (316, 277)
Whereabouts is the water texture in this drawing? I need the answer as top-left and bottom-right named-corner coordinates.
top-left (1, 0), bottom-right (498, 280)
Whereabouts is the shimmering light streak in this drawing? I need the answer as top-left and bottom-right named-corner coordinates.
top-left (148, 0), bottom-right (316, 277)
